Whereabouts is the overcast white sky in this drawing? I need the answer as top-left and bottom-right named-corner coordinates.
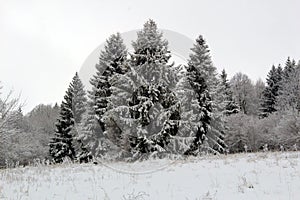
top-left (1, 0), bottom-right (300, 113)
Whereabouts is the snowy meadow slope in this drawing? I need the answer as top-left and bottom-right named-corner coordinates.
top-left (1, 152), bottom-right (299, 200)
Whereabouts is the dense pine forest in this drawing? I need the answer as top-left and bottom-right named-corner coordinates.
top-left (1, 20), bottom-right (300, 167)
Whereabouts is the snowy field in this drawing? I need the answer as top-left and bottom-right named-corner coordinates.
top-left (1, 152), bottom-right (300, 200)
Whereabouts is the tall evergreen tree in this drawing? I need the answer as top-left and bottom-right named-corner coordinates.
top-left (49, 82), bottom-right (75, 163)
top-left (182, 35), bottom-right (223, 155)
top-left (90, 33), bottom-right (128, 131)
top-left (70, 73), bottom-right (89, 161)
top-left (107, 20), bottom-right (180, 159)
top-left (49, 73), bottom-right (87, 163)
top-left (259, 65), bottom-right (282, 118)
top-left (80, 33), bottom-right (128, 158)
top-left (183, 66), bottom-right (212, 155)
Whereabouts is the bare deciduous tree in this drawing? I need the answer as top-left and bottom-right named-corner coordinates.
top-left (0, 82), bottom-right (24, 166)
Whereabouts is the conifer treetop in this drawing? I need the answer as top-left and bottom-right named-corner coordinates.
top-left (71, 72), bottom-right (87, 124)
top-left (96, 32), bottom-right (128, 75)
top-left (132, 19), bottom-right (171, 65)
top-left (188, 35), bottom-right (217, 89)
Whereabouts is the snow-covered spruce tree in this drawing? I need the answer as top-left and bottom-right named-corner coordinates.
top-left (107, 19), bottom-right (180, 159)
top-left (276, 58), bottom-right (299, 111)
top-left (187, 36), bottom-right (218, 91)
top-left (208, 69), bottom-right (240, 153)
top-left (49, 73), bottom-right (87, 163)
top-left (80, 33), bottom-right (128, 158)
top-left (49, 86), bottom-right (75, 163)
top-left (220, 69), bottom-right (239, 116)
top-left (70, 73), bottom-right (91, 162)
top-left (259, 65), bottom-right (283, 118)
top-left (176, 64), bottom-right (212, 156)
top-left (91, 32), bottom-right (128, 131)
top-left (180, 35), bottom-right (226, 155)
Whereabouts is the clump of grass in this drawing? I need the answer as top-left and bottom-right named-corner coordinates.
top-left (238, 175), bottom-right (254, 193)
top-left (201, 190), bottom-right (217, 200)
top-left (122, 190), bottom-right (149, 200)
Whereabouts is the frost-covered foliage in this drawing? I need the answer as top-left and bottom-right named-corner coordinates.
top-left (76, 108), bottom-right (103, 160)
top-left (254, 78), bottom-right (265, 110)
top-left (225, 114), bottom-right (262, 153)
top-left (276, 58), bottom-right (300, 111)
top-left (276, 110), bottom-right (300, 148)
top-left (0, 84), bottom-right (21, 131)
top-left (230, 73), bottom-right (258, 115)
top-left (25, 104), bottom-right (60, 159)
top-left (0, 84), bottom-right (45, 167)
top-left (225, 58), bottom-right (300, 153)
top-left (49, 73), bottom-right (87, 163)
top-left (225, 110), bottom-right (300, 153)
top-left (27, 104), bottom-right (60, 135)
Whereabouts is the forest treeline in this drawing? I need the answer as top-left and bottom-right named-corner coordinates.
top-left (1, 20), bottom-right (300, 166)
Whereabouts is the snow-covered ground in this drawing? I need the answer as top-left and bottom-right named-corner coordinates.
top-left (1, 152), bottom-right (299, 200)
